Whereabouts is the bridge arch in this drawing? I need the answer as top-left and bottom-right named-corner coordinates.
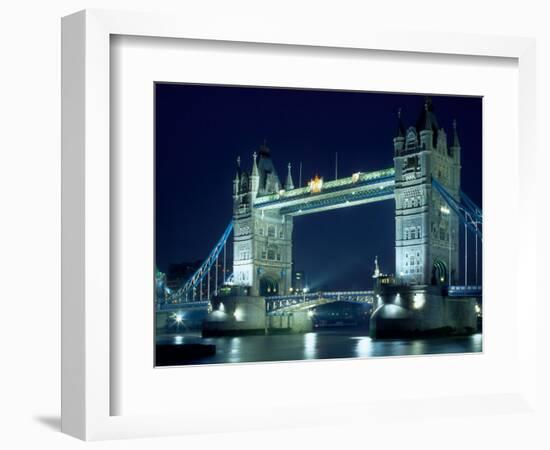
top-left (259, 275), bottom-right (280, 296)
top-left (431, 259), bottom-right (447, 286)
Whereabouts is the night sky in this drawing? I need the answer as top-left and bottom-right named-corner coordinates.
top-left (155, 84), bottom-right (482, 290)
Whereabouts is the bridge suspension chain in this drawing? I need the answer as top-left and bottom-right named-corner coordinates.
top-left (431, 177), bottom-right (483, 288)
top-left (431, 177), bottom-right (482, 240)
top-left (166, 221), bottom-right (233, 304)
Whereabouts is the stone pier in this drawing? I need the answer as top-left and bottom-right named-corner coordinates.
top-left (267, 311), bottom-right (313, 333)
top-left (202, 294), bottom-right (267, 336)
top-left (370, 284), bottom-right (477, 338)
top-left (202, 289), bottom-right (314, 336)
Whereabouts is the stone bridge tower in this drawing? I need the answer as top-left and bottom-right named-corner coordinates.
top-left (393, 99), bottom-right (461, 287)
top-left (232, 144), bottom-right (294, 296)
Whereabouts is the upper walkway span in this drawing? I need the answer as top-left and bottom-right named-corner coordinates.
top-left (253, 168), bottom-right (395, 216)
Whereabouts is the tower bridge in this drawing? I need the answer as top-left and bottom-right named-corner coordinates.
top-left (159, 98), bottom-right (482, 338)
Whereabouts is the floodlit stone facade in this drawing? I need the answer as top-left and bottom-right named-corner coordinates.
top-left (232, 144), bottom-right (293, 296)
top-left (232, 99), bottom-right (463, 299)
top-left (393, 100), bottom-right (461, 287)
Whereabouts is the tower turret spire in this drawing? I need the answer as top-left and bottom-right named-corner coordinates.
top-left (285, 163), bottom-right (295, 190)
top-left (233, 155), bottom-right (241, 196)
top-left (416, 97), bottom-right (439, 149)
top-left (396, 107), bottom-right (405, 138)
top-left (234, 155), bottom-right (241, 181)
top-left (417, 97), bottom-right (436, 131)
top-left (393, 107), bottom-right (406, 155)
top-left (251, 151), bottom-right (259, 177)
top-left (451, 119), bottom-right (460, 148)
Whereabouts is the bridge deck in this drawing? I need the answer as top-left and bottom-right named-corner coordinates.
top-left (266, 291), bottom-right (375, 314)
top-left (254, 168), bottom-right (395, 215)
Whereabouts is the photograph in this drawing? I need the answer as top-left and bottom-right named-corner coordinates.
top-left (154, 83), bottom-right (483, 366)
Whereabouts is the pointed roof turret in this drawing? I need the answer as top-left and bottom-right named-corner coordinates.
top-left (285, 163), bottom-right (295, 190)
top-left (415, 97), bottom-right (439, 146)
top-left (416, 97), bottom-right (439, 132)
top-left (258, 139), bottom-right (270, 157)
top-left (251, 151), bottom-right (259, 177)
top-left (234, 155), bottom-right (242, 182)
top-left (451, 119), bottom-right (460, 148)
top-left (253, 141), bottom-right (281, 193)
top-left (395, 107), bottom-right (406, 138)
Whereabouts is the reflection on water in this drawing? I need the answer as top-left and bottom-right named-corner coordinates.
top-left (352, 337), bottom-right (373, 358)
top-left (303, 333), bottom-right (318, 359)
top-left (228, 337), bottom-right (241, 363)
top-left (156, 328), bottom-right (483, 366)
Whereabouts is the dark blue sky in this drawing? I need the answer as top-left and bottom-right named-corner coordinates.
top-left (155, 84), bottom-right (482, 290)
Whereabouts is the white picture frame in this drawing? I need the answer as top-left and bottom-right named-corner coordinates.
top-left (61, 9), bottom-right (538, 441)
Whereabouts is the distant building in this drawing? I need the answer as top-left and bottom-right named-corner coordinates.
top-left (155, 267), bottom-right (167, 304)
top-left (165, 261), bottom-right (202, 290)
top-left (292, 270), bottom-right (306, 293)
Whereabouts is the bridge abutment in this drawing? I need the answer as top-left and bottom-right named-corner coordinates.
top-left (202, 290), bottom-right (315, 336)
top-left (268, 311), bottom-right (313, 333)
top-left (202, 295), bottom-right (267, 336)
top-left (370, 285), bottom-right (477, 338)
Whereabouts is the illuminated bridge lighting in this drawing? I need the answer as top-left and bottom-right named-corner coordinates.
top-left (309, 175), bottom-right (324, 193)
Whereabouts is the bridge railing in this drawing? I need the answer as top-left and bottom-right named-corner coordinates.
top-left (447, 285), bottom-right (482, 297)
top-left (156, 301), bottom-right (210, 312)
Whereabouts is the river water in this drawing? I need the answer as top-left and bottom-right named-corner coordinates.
top-left (156, 327), bottom-right (482, 366)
